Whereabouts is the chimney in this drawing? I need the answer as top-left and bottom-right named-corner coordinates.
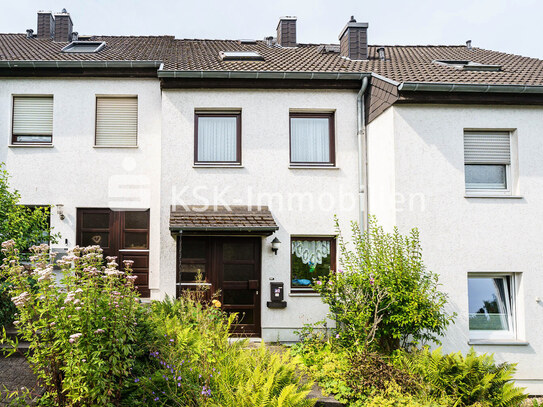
top-left (276, 16), bottom-right (297, 47)
top-left (54, 9), bottom-right (73, 42)
top-left (37, 11), bottom-right (54, 39)
top-left (339, 16), bottom-right (369, 60)
top-left (26, 29), bottom-right (34, 39)
top-left (377, 47), bottom-right (385, 61)
top-left (466, 40), bottom-right (472, 50)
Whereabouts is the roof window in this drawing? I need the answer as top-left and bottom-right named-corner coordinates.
top-left (61, 41), bottom-right (106, 53)
top-left (219, 51), bottom-right (264, 61)
top-left (433, 60), bottom-right (501, 71)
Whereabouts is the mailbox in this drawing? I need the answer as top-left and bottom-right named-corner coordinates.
top-left (267, 282), bottom-right (287, 308)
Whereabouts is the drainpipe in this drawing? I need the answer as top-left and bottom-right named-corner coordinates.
top-left (357, 77), bottom-right (369, 230)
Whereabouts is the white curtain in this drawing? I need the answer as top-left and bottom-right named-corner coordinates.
top-left (197, 117), bottom-right (237, 162)
top-left (292, 240), bottom-right (330, 265)
top-left (291, 118), bottom-right (330, 163)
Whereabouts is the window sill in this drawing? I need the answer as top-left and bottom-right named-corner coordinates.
top-left (465, 195), bottom-right (523, 199)
top-left (468, 339), bottom-right (529, 346)
top-left (93, 145), bottom-right (139, 149)
top-left (288, 166), bottom-right (338, 170)
top-left (193, 164), bottom-right (244, 168)
top-left (9, 144), bottom-right (54, 148)
top-left (288, 292), bottom-right (320, 297)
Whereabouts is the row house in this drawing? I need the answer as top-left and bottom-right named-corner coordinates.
top-left (2, 10), bottom-right (543, 392)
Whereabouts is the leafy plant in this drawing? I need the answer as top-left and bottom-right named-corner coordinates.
top-left (0, 163), bottom-right (59, 327)
top-left (392, 347), bottom-right (528, 407)
top-left (1, 242), bottom-right (144, 406)
top-left (314, 216), bottom-right (455, 353)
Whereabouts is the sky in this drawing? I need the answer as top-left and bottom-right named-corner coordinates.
top-left (2, 0), bottom-right (542, 59)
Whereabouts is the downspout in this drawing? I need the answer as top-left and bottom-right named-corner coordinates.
top-left (357, 77), bottom-right (369, 230)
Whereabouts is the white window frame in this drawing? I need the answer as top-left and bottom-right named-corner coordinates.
top-left (468, 273), bottom-right (516, 340)
top-left (11, 95), bottom-right (54, 145)
top-left (463, 130), bottom-right (513, 197)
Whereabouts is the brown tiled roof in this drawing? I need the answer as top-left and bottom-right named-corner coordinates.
top-left (170, 205), bottom-right (278, 232)
top-left (165, 40), bottom-right (543, 86)
top-left (2, 33), bottom-right (543, 86)
top-left (0, 34), bottom-right (174, 61)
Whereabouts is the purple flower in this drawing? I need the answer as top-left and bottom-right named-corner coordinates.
top-left (134, 378), bottom-right (139, 383)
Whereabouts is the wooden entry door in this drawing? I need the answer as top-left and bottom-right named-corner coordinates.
top-left (76, 209), bottom-right (150, 297)
top-left (179, 236), bottom-right (261, 337)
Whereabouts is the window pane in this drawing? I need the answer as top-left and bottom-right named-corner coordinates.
top-left (124, 211), bottom-right (149, 229)
top-left (291, 117), bottom-right (330, 163)
top-left (82, 232), bottom-right (109, 247)
top-left (82, 213), bottom-right (110, 229)
top-left (15, 135), bottom-right (52, 143)
top-left (223, 290), bottom-right (254, 305)
top-left (180, 263), bottom-right (206, 282)
top-left (291, 239), bottom-right (332, 288)
top-left (197, 116), bottom-right (238, 162)
top-left (468, 277), bottom-right (511, 331)
top-left (223, 242), bottom-right (253, 261)
top-left (223, 264), bottom-right (254, 281)
top-left (226, 309), bottom-right (254, 324)
top-left (124, 232), bottom-right (148, 249)
top-left (182, 239), bottom-right (207, 259)
top-left (465, 164), bottom-right (506, 189)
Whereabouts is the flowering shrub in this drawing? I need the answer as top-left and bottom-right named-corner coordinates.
top-left (1, 241), bottom-right (144, 406)
top-left (314, 217), bottom-right (455, 353)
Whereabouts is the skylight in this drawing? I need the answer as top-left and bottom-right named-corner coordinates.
top-left (219, 51), bottom-right (264, 61)
top-left (61, 41), bottom-right (106, 53)
top-left (433, 60), bottom-right (502, 71)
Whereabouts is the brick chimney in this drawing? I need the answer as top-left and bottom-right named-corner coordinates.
top-left (276, 17), bottom-right (297, 47)
top-left (37, 11), bottom-right (54, 39)
top-left (54, 9), bottom-right (73, 42)
top-left (339, 16), bottom-right (368, 60)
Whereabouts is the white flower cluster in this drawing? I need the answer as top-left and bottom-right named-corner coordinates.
top-left (35, 265), bottom-right (54, 282)
top-left (12, 292), bottom-right (30, 307)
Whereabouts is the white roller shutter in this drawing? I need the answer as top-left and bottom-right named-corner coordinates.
top-left (96, 97), bottom-right (138, 147)
top-left (464, 131), bottom-right (511, 164)
top-left (12, 96), bottom-right (53, 136)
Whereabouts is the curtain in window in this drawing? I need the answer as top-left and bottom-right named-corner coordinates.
top-left (291, 118), bottom-right (330, 163)
top-left (197, 117), bottom-right (237, 162)
top-left (292, 240), bottom-right (331, 266)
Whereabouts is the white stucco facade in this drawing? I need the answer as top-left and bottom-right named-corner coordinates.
top-left (367, 103), bottom-right (543, 393)
top-left (159, 88), bottom-right (361, 341)
top-left (0, 78), bottom-right (163, 284)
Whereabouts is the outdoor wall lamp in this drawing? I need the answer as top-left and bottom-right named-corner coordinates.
top-left (56, 204), bottom-right (65, 220)
top-left (271, 237), bottom-right (281, 255)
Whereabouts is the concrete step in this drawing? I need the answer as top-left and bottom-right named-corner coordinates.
top-left (309, 383), bottom-right (345, 407)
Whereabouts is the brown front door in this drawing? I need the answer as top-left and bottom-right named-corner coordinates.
top-left (76, 209), bottom-right (150, 297)
top-left (179, 236), bottom-right (261, 337)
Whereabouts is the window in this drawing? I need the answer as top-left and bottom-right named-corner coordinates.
top-left (290, 113), bottom-right (335, 166)
top-left (61, 41), bottom-right (106, 53)
top-left (291, 237), bottom-right (336, 291)
top-left (12, 96), bottom-right (53, 144)
top-left (464, 131), bottom-right (511, 194)
top-left (194, 112), bottom-right (241, 165)
top-left (95, 97), bottom-right (138, 147)
top-left (433, 60), bottom-right (502, 71)
top-left (219, 51), bottom-right (264, 61)
top-left (468, 274), bottom-right (515, 339)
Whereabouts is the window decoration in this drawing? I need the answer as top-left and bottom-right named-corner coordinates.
top-left (291, 237), bottom-right (335, 290)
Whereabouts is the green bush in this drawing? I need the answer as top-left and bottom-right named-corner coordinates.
top-left (124, 295), bottom-right (315, 407)
top-left (392, 348), bottom-right (528, 407)
top-left (314, 216), bottom-right (455, 353)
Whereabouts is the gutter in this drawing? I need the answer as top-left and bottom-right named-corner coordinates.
top-left (158, 70), bottom-right (370, 81)
top-left (0, 60), bottom-right (163, 69)
top-left (357, 77), bottom-right (370, 230)
top-left (399, 82), bottom-right (543, 94)
top-left (169, 226), bottom-right (279, 232)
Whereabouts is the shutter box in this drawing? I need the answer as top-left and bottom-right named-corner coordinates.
top-left (95, 97), bottom-right (138, 147)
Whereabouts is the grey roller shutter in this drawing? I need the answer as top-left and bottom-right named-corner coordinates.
top-left (96, 97), bottom-right (138, 147)
top-left (464, 131), bottom-right (511, 164)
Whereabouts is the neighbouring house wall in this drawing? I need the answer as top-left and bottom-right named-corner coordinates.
top-left (390, 104), bottom-right (543, 393)
top-left (366, 107), bottom-right (396, 230)
top-left (0, 78), bottom-right (162, 290)
top-left (160, 88), bottom-right (361, 341)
